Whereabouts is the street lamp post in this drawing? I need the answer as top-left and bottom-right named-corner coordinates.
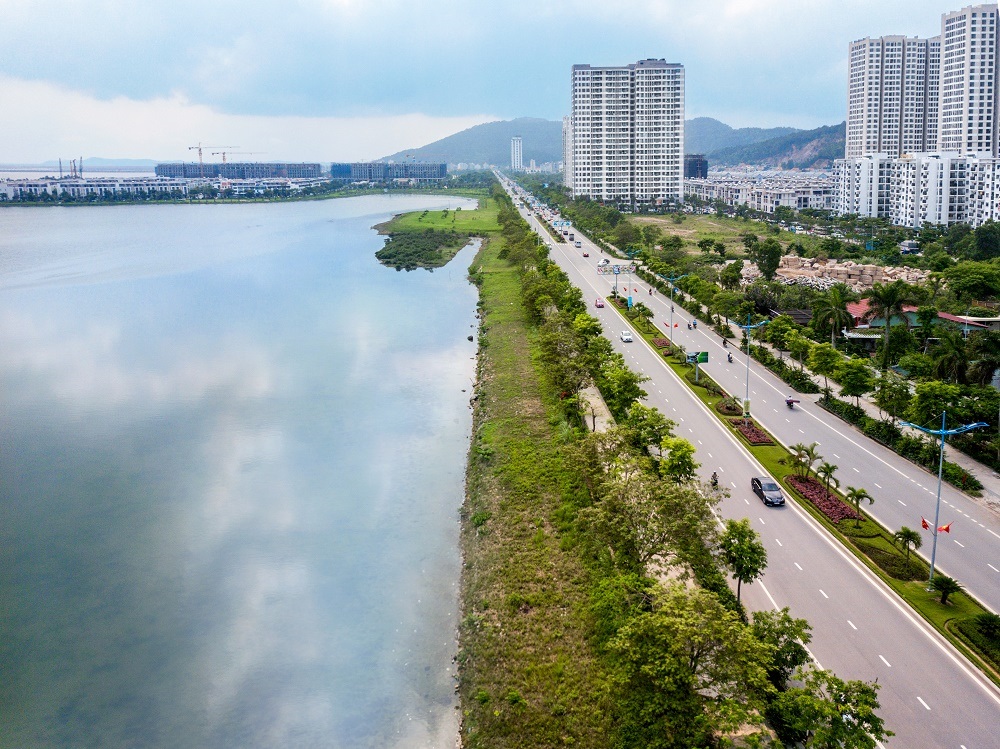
top-left (899, 411), bottom-right (988, 584)
top-left (658, 273), bottom-right (688, 343)
top-left (736, 313), bottom-right (769, 418)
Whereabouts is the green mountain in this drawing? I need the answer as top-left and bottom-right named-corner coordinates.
top-left (707, 122), bottom-right (846, 169)
top-left (380, 116), bottom-right (840, 169)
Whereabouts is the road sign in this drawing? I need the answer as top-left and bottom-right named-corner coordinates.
top-left (686, 351), bottom-right (709, 363)
top-left (613, 266), bottom-right (621, 274)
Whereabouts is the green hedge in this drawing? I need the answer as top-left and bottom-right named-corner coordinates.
top-left (954, 617), bottom-right (1000, 671)
top-left (854, 541), bottom-right (926, 581)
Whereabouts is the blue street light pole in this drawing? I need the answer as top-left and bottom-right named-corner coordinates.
top-left (899, 411), bottom-right (988, 584)
top-left (658, 273), bottom-right (688, 344)
top-left (736, 313), bottom-right (769, 418)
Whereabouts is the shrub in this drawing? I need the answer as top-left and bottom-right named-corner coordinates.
top-left (854, 541), bottom-right (926, 581)
top-left (786, 475), bottom-right (859, 523)
top-left (955, 618), bottom-right (1000, 670)
top-left (651, 337), bottom-right (671, 349)
top-left (729, 418), bottom-right (775, 445)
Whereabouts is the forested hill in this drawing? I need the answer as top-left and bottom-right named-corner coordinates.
top-left (708, 122), bottom-right (846, 169)
top-left (381, 118), bottom-right (563, 166)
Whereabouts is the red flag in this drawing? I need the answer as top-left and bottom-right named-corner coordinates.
top-left (674, 323), bottom-right (678, 328)
top-left (921, 516), bottom-right (930, 530)
top-left (938, 522), bottom-right (952, 533)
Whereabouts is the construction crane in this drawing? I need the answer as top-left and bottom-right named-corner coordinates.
top-left (211, 150), bottom-right (264, 163)
top-left (188, 143), bottom-right (237, 177)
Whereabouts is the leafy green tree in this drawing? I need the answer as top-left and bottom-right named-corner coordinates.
top-left (837, 359), bottom-right (875, 406)
top-left (972, 219), bottom-right (1000, 260)
top-left (660, 436), bottom-right (700, 483)
top-left (865, 280), bottom-right (919, 370)
top-left (774, 205), bottom-right (795, 223)
top-left (751, 607), bottom-right (812, 689)
top-left (712, 289), bottom-right (745, 322)
top-left (623, 403), bottom-right (676, 451)
top-left (931, 574), bottom-right (963, 605)
top-left (969, 330), bottom-right (1000, 385)
top-left (641, 224), bottom-right (663, 250)
top-left (750, 237), bottom-right (783, 281)
top-left (697, 237), bottom-right (715, 255)
top-left (941, 260), bottom-right (1000, 300)
top-left (713, 239), bottom-right (727, 258)
top-left (719, 259), bottom-right (744, 290)
top-left (775, 667), bottom-right (892, 748)
top-left (816, 461), bottom-right (839, 498)
top-left (809, 342), bottom-right (843, 393)
top-left (720, 518), bottom-right (768, 604)
top-left (812, 284), bottom-right (856, 346)
top-left (609, 585), bottom-right (772, 747)
top-left (742, 232), bottom-right (759, 252)
top-left (930, 328), bottom-right (969, 384)
top-left (764, 314), bottom-right (797, 352)
top-left (873, 372), bottom-right (912, 423)
top-left (845, 486), bottom-right (874, 527)
top-left (787, 330), bottom-right (814, 372)
top-left (892, 526), bottom-right (922, 561)
top-left (906, 380), bottom-right (962, 427)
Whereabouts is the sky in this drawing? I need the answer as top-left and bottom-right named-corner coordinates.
top-left (0, 0), bottom-right (962, 163)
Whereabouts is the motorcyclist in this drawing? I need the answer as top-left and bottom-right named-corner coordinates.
top-left (692, 319), bottom-right (698, 329)
top-left (727, 352), bottom-right (733, 363)
top-left (710, 471), bottom-right (718, 488)
top-left (687, 322), bottom-right (692, 330)
top-left (722, 338), bottom-right (728, 348)
top-left (786, 397), bottom-right (795, 409)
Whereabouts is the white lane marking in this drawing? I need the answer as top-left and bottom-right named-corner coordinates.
top-left (989, 564), bottom-right (999, 572)
top-left (708, 452), bottom-right (713, 458)
top-left (820, 589), bottom-right (829, 599)
top-left (794, 562), bottom-right (803, 571)
top-left (784, 418), bottom-right (790, 423)
top-left (848, 620), bottom-right (857, 630)
top-left (874, 482), bottom-right (882, 489)
top-left (744, 498), bottom-right (750, 505)
top-left (898, 500), bottom-right (907, 507)
top-left (879, 655), bottom-right (892, 667)
top-left (776, 538), bottom-right (783, 547)
top-left (917, 696), bottom-right (931, 710)
top-left (697, 439), bottom-right (703, 445)
top-left (955, 540), bottom-right (965, 548)
top-left (852, 467), bottom-right (860, 473)
top-left (688, 427), bottom-right (694, 433)
top-left (798, 429), bottom-right (805, 434)
top-left (759, 518), bottom-right (766, 525)
top-left (832, 453), bottom-right (841, 459)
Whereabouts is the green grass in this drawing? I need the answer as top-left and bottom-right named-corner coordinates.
top-left (634, 212), bottom-right (822, 256)
top-left (381, 199), bottom-right (501, 234)
top-left (606, 300), bottom-right (1000, 686)
top-left (459, 236), bottom-right (609, 748)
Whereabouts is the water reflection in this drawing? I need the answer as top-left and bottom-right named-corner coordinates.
top-left (0, 196), bottom-right (477, 747)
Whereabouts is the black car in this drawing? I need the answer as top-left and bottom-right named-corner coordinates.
top-left (752, 477), bottom-right (785, 506)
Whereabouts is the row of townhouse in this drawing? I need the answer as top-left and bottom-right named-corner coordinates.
top-left (684, 176), bottom-right (837, 212)
top-left (1, 176), bottom-right (335, 201)
top-left (834, 152), bottom-right (1000, 227)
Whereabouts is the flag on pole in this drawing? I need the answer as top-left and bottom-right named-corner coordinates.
top-left (938, 522), bottom-right (952, 533)
top-left (674, 323), bottom-right (678, 328)
top-left (921, 516), bottom-right (930, 530)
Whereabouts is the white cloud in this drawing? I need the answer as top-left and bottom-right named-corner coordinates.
top-left (0, 74), bottom-right (496, 162)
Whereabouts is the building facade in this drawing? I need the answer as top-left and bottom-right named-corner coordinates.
top-left (562, 116), bottom-right (574, 188)
top-left (155, 162), bottom-right (322, 179)
top-left (686, 174), bottom-right (836, 212)
top-left (938, 4), bottom-right (999, 155)
top-left (684, 154), bottom-right (708, 179)
top-left (569, 59), bottom-right (684, 206)
top-left (510, 137), bottom-right (523, 172)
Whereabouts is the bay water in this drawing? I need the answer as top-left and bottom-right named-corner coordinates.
top-left (0, 196), bottom-right (479, 748)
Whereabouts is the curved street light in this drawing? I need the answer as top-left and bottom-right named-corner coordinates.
top-left (899, 412), bottom-right (988, 584)
top-left (736, 313), bottom-right (769, 418)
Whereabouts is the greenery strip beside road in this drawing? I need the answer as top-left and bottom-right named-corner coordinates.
top-left (607, 299), bottom-right (1000, 684)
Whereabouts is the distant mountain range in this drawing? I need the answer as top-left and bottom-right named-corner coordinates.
top-left (381, 116), bottom-right (847, 170)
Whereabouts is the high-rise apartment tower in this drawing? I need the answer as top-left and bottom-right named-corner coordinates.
top-left (938, 4), bottom-right (999, 155)
top-left (510, 137), bottom-right (523, 172)
top-left (569, 59), bottom-right (684, 205)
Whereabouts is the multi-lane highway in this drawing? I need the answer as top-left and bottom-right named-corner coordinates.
top-left (501, 178), bottom-right (1000, 747)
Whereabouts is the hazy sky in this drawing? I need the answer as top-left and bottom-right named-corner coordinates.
top-left (0, 0), bottom-right (959, 162)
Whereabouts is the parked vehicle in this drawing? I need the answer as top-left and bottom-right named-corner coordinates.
top-left (752, 477), bottom-right (786, 506)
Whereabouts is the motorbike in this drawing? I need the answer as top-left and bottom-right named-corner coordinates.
top-left (687, 322), bottom-right (692, 330)
top-left (722, 338), bottom-right (728, 348)
top-left (727, 352), bottom-right (733, 363)
top-left (786, 398), bottom-right (797, 409)
top-left (710, 472), bottom-right (719, 489)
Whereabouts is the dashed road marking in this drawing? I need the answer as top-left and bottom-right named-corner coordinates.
top-left (874, 482), bottom-right (882, 488)
top-left (759, 518), bottom-right (766, 525)
top-left (879, 655), bottom-right (892, 667)
top-left (955, 540), bottom-right (965, 548)
top-left (898, 500), bottom-right (907, 507)
top-left (820, 589), bottom-right (829, 599)
top-left (775, 538), bottom-right (782, 546)
top-left (794, 562), bottom-right (803, 571)
top-left (917, 696), bottom-right (931, 710)
top-left (989, 564), bottom-right (999, 572)
top-left (848, 620), bottom-right (857, 630)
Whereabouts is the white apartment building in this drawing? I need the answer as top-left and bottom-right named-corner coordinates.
top-left (846, 35), bottom-right (940, 157)
top-left (569, 59), bottom-right (684, 206)
top-left (888, 153), bottom-right (968, 226)
top-left (938, 5), bottom-right (999, 155)
top-left (833, 155), bottom-right (894, 217)
top-left (562, 115), bottom-right (574, 188)
top-left (685, 175), bottom-right (836, 212)
top-left (510, 137), bottom-right (523, 172)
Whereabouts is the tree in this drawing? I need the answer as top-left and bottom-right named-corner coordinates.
top-left (809, 343), bottom-right (843, 393)
top-left (660, 436), bottom-right (700, 483)
top-left (751, 607), bottom-right (813, 689)
top-left (873, 372), bottom-right (912, 423)
top-left (775, 667), bottom-right (892, 748)
top-left (623, 403), bottom-right (676, 451)
top-left (941, 260), bottom-right (1000, 301)
top-left (786, 330), bottom-right (814, 372)
top-left (632, 301), bottom-right (655, 330)
top-left (892, 526), bottom-right (922, 561)
top-left (742, 232), bottom-right (759, 251)
top-left (750, 237), bottom-right (783, 281)
top-left (599, 357), bottom-right (649, 419)
top-left (697, 237), bottom-right (715, 255)
top-left (719, 518), bottom-right (768, 603)
top-left (812, 284), bottom-right (856, 346)
top-left (968, 330), bottom-right (1000, 385)
top-left (930, 327), bottom-right (969, 384)
top-left (906, 380), bottom-right (962, 427)
top-left (930, 574), bottom-right (963, 605)
top-left (972, 219), bottom-right (1000, 260)
top-left (764, 314), bottom-right (797, 352)
top-left (816, 461), bottom-right (839, 498)
top-left (609, 585), bottom-right (772, 747)
top-left (865, 280), bottom-right (919, 370)
top-left (837, 358), bottom-right (875, 407)
top-left (845, 486), bottom-right (874, 527)
top-left (719, 259), bottom-right (744, 290)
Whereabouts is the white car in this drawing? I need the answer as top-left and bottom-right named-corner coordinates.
top-left (597, 258), bottom-right (610, 267)
top-left (620, 331), bottom-right (633, 343)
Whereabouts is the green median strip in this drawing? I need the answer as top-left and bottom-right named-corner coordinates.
top-left (607, 296), bottom-right (1000, 686)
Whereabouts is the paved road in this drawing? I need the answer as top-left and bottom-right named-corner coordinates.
top-left (501, 179), bottom-right (1000, 748)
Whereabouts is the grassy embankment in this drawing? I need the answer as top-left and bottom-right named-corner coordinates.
top-left (458, 234), bottom-right (608, 747)
top-left (632, 213), bottom-right (826, 257)
top-left (374, 200), bottom-right (501, 270)
top-left (608, 300), bottom-right (1000, 684)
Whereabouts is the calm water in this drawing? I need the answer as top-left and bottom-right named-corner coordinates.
top-left (0, 196), bottom-right (479, 748)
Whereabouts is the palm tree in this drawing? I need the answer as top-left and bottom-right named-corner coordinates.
top-left (845, 486), bottom-right (874, 527)
top-left (803, 442), bottom-right (821, 480)
top-left (969, 330), bottom-right (1000, 385)
top-left (930, 574), bottom-right (964, 605)
top-left (632, 302), bottom-right (654, 331)
top-left (930, 328), bottom-right (969, 385)
top-left (816, 461), bottom-right (839, 498)
top-left (813, 284), bottom-right (856, 347)
top-left (892, 526), bottom-right (922, 561)
top-left (865, 280), bottom-right (918, 370)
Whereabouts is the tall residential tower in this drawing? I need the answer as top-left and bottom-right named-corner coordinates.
top-left (510, 137), bottom-right (523, 172)
top-left (938, 4), bottom-right (999, 155)
top-left (569, 59), bottom-right (684, 206)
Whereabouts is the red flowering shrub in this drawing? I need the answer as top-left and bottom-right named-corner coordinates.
top-left (651, 338), bottom-right (671, 349)
top-left (729, 418), bottom-right (774, 445)
top-left (787, 476), bottom-right (860, 523)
